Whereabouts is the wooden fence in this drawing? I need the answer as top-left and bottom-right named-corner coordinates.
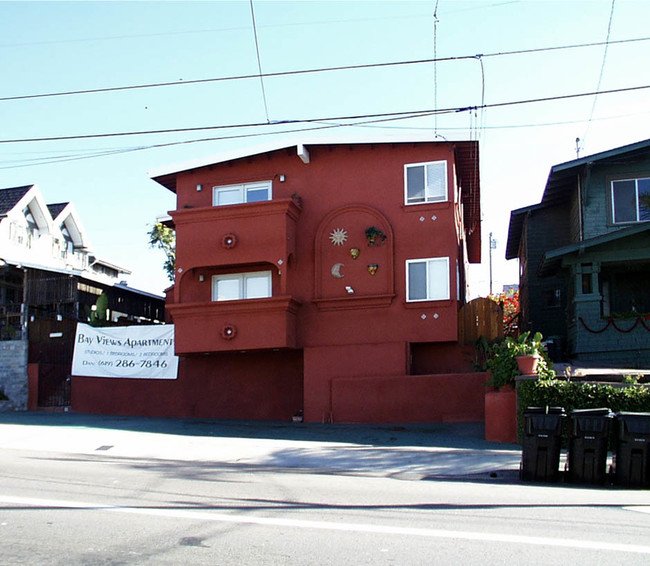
top-left (458, 297), bottom-right (503, 345)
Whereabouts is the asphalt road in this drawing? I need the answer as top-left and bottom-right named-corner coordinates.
top-left (1, 414), bottom-right (650, 565)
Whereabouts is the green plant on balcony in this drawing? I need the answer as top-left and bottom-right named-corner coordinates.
top-left (365, 226), bottom-right (386, 246)
top-left (481, 331), bottom-right (554, 389)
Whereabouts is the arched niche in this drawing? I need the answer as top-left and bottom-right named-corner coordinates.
top-left (314, 204), bottom-right (395, 310)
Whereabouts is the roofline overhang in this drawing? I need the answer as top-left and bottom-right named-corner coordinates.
top-left (538, 222), bottom-right (650, 277)
top-left (148, 134), bottom-right (467, 192)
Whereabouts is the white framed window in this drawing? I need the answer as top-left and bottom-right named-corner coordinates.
top-left (406, 257), bottom-right (450, 302)
top-left (212, 271), bottom-right (272, 301)
top-left (404, 161), bottom-right (447, 205)
top-left (212, 181), bottom-right (272, 207)
top-left (611, 177), bottom-right (650, 223)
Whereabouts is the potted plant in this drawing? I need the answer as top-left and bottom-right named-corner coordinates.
top-left (481, 331), bottom-right (553, 443)
top-left (365, 226), bottom-right (386, 246)
top-left (512, 331), bottom-right (544, 375)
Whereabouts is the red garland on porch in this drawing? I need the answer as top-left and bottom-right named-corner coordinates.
top-left (579, 316), bottom-right (650, 334)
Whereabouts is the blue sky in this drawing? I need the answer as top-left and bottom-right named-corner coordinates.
top-left (1, 0), bottom-right (649, 296)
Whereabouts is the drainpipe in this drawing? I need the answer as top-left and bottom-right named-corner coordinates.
top-left (577, 172), bottom-right (584, 242)
top-left (20, 266), bottom-right (28, 341)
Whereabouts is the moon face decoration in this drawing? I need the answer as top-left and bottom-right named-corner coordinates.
top-left (331, 262), bottom-right (345, 278)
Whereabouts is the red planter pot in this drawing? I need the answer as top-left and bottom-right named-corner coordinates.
top-left (485, 387), bottom-right (517, 443)
top-left (516, 355), bottom-right (540, 375)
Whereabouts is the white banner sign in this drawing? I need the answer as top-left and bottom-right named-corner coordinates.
top-left (72, 323), bottom-right (179, 379)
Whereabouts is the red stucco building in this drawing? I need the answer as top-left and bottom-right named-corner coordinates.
top-left (142, 137), bottom-right (484, 423)
top-left (75, 137), bottom-right (485, 423)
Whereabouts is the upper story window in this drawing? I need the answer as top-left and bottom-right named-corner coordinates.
top-left (611, 177), bottom-right (650, 223)
top-left (406, 257), bottom-right (450, 302)
top-left (23, 207), bottom-right (39, 245)
top-left (213, 181), bottom-right (272, 207)
top-left (61, 224), bottom-right (75, 256)
top-left (404, 161), bottom-right (447, 205)
top-left (212, 271), bottom-right (272, 301)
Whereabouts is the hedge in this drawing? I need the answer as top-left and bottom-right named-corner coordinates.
top-left (518, 379), bottom-right (650, 415)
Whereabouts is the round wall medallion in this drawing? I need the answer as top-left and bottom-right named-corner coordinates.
top-left (221, 233), bottom-right (238, 249)
top-left (220, 323), bottom-right (237, 340)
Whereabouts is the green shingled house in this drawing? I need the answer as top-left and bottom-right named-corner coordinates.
top-left (507, 139), bottom-right (650, 368)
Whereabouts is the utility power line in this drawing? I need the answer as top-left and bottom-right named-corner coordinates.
top-left (1, 36), bottom-right (648, 103)
top-left (1, 82), bottom-right (648, 145)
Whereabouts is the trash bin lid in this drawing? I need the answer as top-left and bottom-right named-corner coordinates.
top-left (570, 407), bottom-right (613, 417)
top-left (616, 411), bottom-right (650, 435)
top-left (524, 406), bottom-right (566, 415)
top-left (616, 411), bottom-right (650, 418)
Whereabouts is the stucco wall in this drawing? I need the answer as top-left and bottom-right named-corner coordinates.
top-left (72, 349), bottom-right (304, 420)
top-left (330, 372), bottom-right (487, 423)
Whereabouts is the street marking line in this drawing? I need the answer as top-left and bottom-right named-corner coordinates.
top-left (3, 495), bottom-right (650, 555)
top-left (624, 506), bottom-right (650, 515)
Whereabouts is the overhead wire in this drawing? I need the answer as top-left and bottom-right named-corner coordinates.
top-left (580, 0), bottom-right (617, 155)
top-left (3, 88), bottom-right (650, 171)
top-left (2, 82), bottom-right (648, 146)
top-left (249, 0), bottom-right (271, 124)
top-left (432, 0), bottom-right (440, 137)
top-left (1, 36), bottom-right (648, 103)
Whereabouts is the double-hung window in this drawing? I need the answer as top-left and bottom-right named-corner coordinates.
top-left (611, 177), bottom-right (650, 223)
top-left (404, 161), bottom-right (447, 205)
top-left (213, 181), bottom-right (272, 207)
top-left (212, 271), bottom-right (272, 301)
top-left (406, 257), bottom-right (450, 302)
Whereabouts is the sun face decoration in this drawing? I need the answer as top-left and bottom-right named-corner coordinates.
top-left (329, 227), bottom-right (348, 246)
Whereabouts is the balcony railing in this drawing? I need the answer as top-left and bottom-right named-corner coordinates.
top-left (167, 295), bottom-right (301, 354)
top-left (171, 198), bottom-right (302, 272)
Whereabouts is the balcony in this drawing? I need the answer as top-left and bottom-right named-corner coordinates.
top-left (172, 198), bottom-right (301, 272)
top-left (167, 295), bottom-right (301, 354)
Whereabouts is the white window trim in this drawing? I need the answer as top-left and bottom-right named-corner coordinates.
top-left (405, 257), bottom-right (450, 302)
top-left (611, 177), bottom-right (650, 224)
top-left (211, 270), bottom-right (272, 301)
top-left (404, 160), bottom-right (448, 205)
top-left (212, 180), bottom-right (272, 207)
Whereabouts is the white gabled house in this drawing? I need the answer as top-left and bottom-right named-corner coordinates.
top-left (0, 184), bottom-right (129, 283)
top-left (0, 184), bottom-right (165, 412)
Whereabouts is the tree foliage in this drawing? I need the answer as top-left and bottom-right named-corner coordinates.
top-left (90, 291), bottom-right (109, 327)
top-left (148, 222), bottom-right (176, 282)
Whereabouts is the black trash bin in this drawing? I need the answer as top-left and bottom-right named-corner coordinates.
top-left (521, 407), bottom-right (566, 482)
top-left (614, 412), bottom-right (650, 488)
top-left (568, 408), bottom-right (614, 484)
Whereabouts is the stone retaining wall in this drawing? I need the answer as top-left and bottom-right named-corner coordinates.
top-left (0, 340), bottom-right (28, 411)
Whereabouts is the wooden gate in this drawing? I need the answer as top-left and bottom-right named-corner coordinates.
top-left (28, 319), bottom-right (76, 408)
top-left (458, 297), bottom-right (503, 345)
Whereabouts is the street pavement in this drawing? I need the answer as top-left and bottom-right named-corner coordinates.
top-left (0, 412), bottom-right (522, 481)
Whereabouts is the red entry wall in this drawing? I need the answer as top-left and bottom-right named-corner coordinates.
top-left (72, 350), bottom-right (303, 420)
top-left (331, 372), bottom-right (488, 423)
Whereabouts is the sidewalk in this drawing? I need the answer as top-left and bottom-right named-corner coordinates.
top-left (0, 412), bottom-right (522, 481)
